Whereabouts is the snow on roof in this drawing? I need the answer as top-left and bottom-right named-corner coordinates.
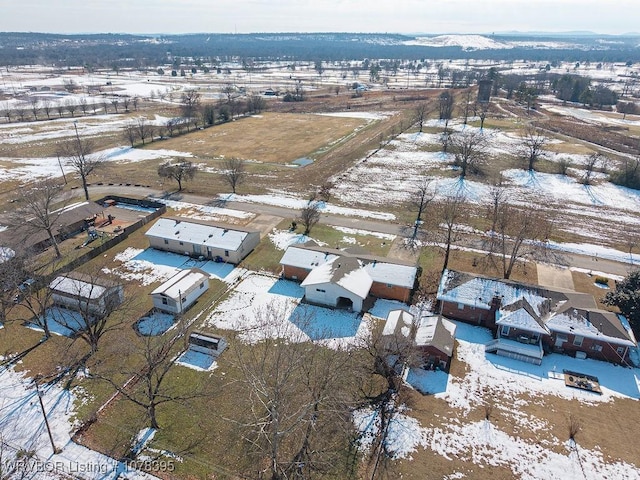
top-left (496, 308), bottom-right (550, 335)
top-left (280, 245), bottom-right (339, 269)
top-left (383, 309), bottom-right (414, 336)
top-left (150, 268), bottom-right (208, 300)
top-left (546, 310), bottom-right (636, 347)
top-left (363, 261), bottom-right (417, 289)
top-left (301, 256), bottom-right (373, 299)
top-left (281, 244), bottom-right (416, 288)
top-left (50, 275), bottom-right (107, 299)
top-left (437, 270), bottom-right (550, 314)
top-left (145, 217), bottom-right (256, 251)
top-left (414, 316), bottom-right (456, 356)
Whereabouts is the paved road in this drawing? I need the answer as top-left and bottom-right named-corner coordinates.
top-left (82, 184), bottom-right (636, 278)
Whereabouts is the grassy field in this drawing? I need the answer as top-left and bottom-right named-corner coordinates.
top-left (145, 112), bottom-right (366, 164)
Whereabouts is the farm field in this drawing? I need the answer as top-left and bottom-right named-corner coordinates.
top-left (0, 57), bottom-right (639, 480)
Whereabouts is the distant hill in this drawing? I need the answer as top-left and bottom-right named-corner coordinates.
top-left (0, 32), bottom-right (638, 67)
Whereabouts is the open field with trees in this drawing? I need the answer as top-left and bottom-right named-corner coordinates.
top-left (1, 35), bottom-right (640, 479)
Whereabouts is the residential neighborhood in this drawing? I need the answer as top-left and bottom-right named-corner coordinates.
top-left (0, 15), bottom-right (639, 480)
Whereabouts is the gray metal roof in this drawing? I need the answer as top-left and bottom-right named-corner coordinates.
top-left (146, 217), bottom-right (256, 251)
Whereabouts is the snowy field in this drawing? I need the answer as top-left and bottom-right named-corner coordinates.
top-left (330, 118), bottom-right (640, 246)
top-left (205, 273), bottom-right (373, 348)
top-left (105, 247), bottom-right (242, 286)
top-left (0, 367), bottom-right (156, 479)
top-left (356, 320), bottom-right (640, 478)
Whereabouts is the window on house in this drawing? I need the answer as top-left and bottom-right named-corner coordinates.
top-left (457, 303), bottom-right (464, 310)
top-left (199, 282), bottom-right (204, 289)
top-left (386, 283), bottom-right (392, 288)
top-left (501, 325), bottom-right (510, 337)
top-left (163, 239), bottom-right (169, 245)
top-left (162, 297), bottom-right (168, 305)
top-left (617, 346), bottom-right (625, 356)
top-left (179, 241), bottom-right (184, 246)
top-left (532, 333), bottom-right (540, 342)
top-left (316, 288), bottom-right (326, 293)
top-left (573, 335), bottom-right (583, 347)
top-left (182, 297), bottom-right (186, 304)
top-left (592, 344), bottom-right (602, 352)
top-left (224, 250), bottom-right (229, 257)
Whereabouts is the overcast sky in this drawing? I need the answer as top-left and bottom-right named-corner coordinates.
top-left (0, 0), bottom-right (636, 35)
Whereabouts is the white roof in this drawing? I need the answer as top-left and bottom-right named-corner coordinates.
top-left (383, 309), bottom-right (414, 336)
top-left (438, 270), bottom-right (549, 314)
top-left (301, 257), bottom-right (373, 299)
top-left (496, 308), bottom-right (549, 335)
top-left (50, 276), bottom-right (107, 300)
top-left (546, 312), bottom-right (636, 347)
top-left (151, 269), bottom-right (208, 300)
top-left (414, 316), bottom-right (457, 349)
top-left (146, 218), bottom-right (252, 251)
top-left (363, 261), bottom-right (417, 289)
top-left (281, 246), bottom-right (416, 288)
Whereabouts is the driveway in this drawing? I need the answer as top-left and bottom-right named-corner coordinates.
top-left (537, 264), bottom-right (575, 291)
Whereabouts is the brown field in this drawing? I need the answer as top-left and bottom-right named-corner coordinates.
top-left (145, 112), bottom-right (366, 164)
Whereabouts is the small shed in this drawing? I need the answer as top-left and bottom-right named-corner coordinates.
top-left (189, 332), bottom-right (227, 355)
top-left (414, 315), bottom-right (457, 372)
top-left (150, 268), bottom-right (209, 314)
top-left (50, 272), bottom-right (124, 317)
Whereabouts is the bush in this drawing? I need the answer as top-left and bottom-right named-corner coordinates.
top-left (594, 276), bottom-right (609, 285)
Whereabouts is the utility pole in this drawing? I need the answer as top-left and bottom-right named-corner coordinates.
top-left (34, 377), bottom-right (60, 455)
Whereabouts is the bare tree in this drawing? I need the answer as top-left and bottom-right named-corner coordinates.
top-left (299, 201), bottom-right (321, 235)
top-left (181, 89), bottom-right (201, 129)
top-left (28, 97), bottom-right (40, 121)
top-left (55, 103), bottom-right (65, 118)
top-left (435, 194), bottom-right (469, 273)
top-left (221, 157), bottom-right (246, 194)
top-left (231, 303), bottom-right (356, 480)
top-left (65, 99), bottom-right (78, 117)
top-left (96, 325), bottom-right (204, 429)
top-left (47, 272), bottom-right (127, 355)
top-left (15, 106), bottom-right (27, 122)
top-left (132, 96), bottom-right (139, 111)
top-left (59, 132), bottom-right (103, 201)
top-left (158, 161), bottom-right (198, 191)
top-left (110, 98), bottom-right (119, 114)
top-left (11, 180), bottom-right (64, 258)
top-left (449, 129), bottom-right (488, 178)
top-left (414, 102), bottom-right (429, 133)
top-left (582, 152), bottom-right (605, 185)
top-left (136, 117), bottom-right (151, 145)
top-left (493, 202), bottom-right (553, 279)
top-left (518, 125), bottom-right (547, 171)
top-left (123, 122), bottom-right (137, 147)
top-left (221, 83), bottom-right (236, 104)
top-left (122, 96), bottom-right (131, 112)
top-left (409, 178), bottom-right (435, 245)
top-left (79, 97), bottom-right (89, 115)
top-left (41, 99), bottom-right (52, 120)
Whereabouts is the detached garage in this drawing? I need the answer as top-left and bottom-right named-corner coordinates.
top-left (300, 256), bottom-right (372, 312)
top-left (150, 268), bottom-right (209, 314)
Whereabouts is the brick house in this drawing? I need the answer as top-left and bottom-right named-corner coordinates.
top-left (437, 269), bottom-right (637, 365)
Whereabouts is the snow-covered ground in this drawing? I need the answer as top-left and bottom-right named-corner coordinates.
top-left (205, 272), bottom-right (373, 348)
top-left (354, 320), bottom-right (640, 478)
top-left (0, 367), bottom-right (157, 479)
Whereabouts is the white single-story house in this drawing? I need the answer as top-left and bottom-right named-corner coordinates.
top-left (150, 268), bottom-right (209, 314)
top-left (300, 255), bottom-right (373, 312)
top-left (145, 217), bottom-right (260, 264)
top-left (50, 272), bottom-right (124, 317)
